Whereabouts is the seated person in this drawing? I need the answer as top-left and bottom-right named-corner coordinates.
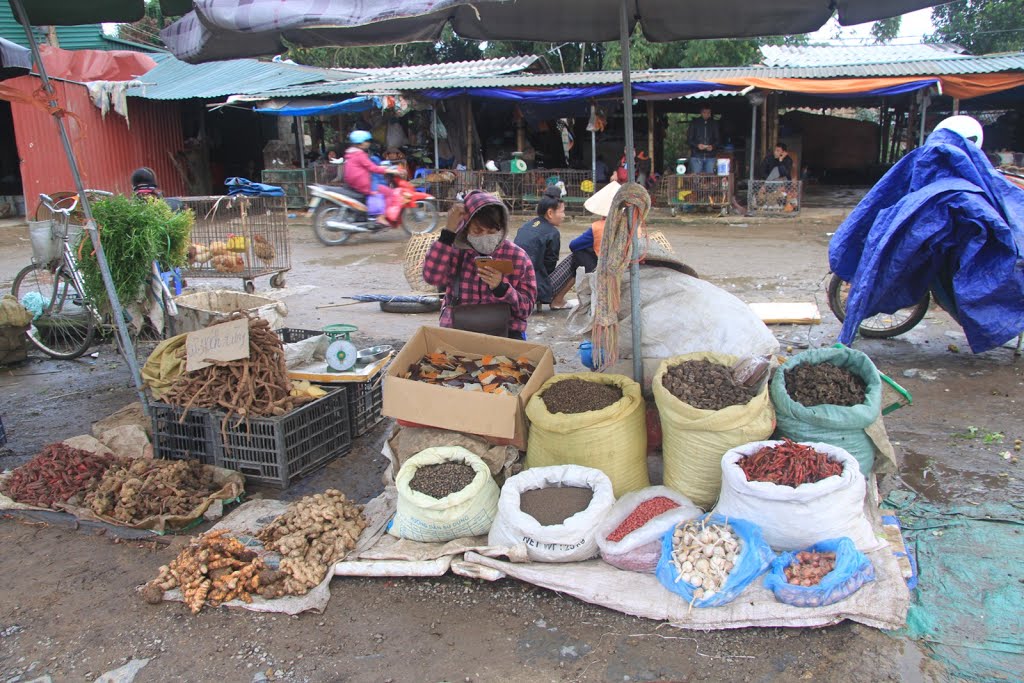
top-left (761, 143), bottom-right (794, 181)
top-left (514, 187), bottom-right (566, 309)
top-left (342, 130), bottom-right (402, 225)
top-left (547, 181), bottom-right (621, 308)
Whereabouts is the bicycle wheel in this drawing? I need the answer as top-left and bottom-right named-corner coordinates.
top-left (826, 274), bottom-right (930, 339)
top-left (12, 263), bottom-right (97, 359)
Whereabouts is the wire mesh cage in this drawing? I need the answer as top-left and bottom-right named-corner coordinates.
top-left (522, 169), bottom-right (597, 213)
top-left (261, 167), bottom-right (315, 210)
top-left (748, 180), bottom-right (803, 214)
top-left (177, 195), bottom-right (291, 289)
top-left (653, 173), bottom-right (734, 210)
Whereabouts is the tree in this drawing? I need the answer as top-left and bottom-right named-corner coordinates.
top-left (602, 29), bottom-right (809, 70)
top-left (117, 0), bottom-right (165, 47)
top-left (929, 0), bottom-right (1024, 54)
top-left (871, 16), bottom-right (902, 44)
top-left (285, 26), bottom-right (483, 68)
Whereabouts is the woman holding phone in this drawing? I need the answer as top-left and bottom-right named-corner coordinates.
top-left (423, 190), bottom-right (537, 339)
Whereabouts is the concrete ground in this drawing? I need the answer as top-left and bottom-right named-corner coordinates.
top-left (0, 199), bottom-right (1020, 682)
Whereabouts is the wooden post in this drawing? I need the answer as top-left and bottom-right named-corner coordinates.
top-left (953, 98), bottom-right (960, 114)
top-left (647, 100), bottom-right (655, 170)
top-left (516, 119), bottom-right (525, 153)
top-left (465, 96), bottom-right (473, 171)
top-left (760, 97), bottom-right (768, 160)
top-left (907, 94), bottom-right (918, 150)
top-left (879, 99), bottom-right (889, 165)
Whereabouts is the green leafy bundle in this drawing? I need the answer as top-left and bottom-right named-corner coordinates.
top-left (77, 195), bottom-right (193, 309)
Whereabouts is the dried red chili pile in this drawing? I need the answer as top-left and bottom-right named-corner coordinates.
top-left (3, 443), bottom-right (117, 508)
top-left (739, 439), bottom-right (843, 488)
top-left (606, 496), bottom-right (680, 542)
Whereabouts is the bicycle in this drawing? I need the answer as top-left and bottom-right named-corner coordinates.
top-left (11, 192), bottom-right (110, 360)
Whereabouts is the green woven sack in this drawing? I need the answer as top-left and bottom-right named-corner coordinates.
top-left (770, 347), bottom-right (882, 476)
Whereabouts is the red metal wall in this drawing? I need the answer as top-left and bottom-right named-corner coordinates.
top-left (7, 75), bottom-right (186, 217)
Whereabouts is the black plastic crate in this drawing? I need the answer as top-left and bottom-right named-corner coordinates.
top-left (278, 327), bottom-right (322, 344)
top-left (213, 387), bottom-right (351, 488)
top-left (151, 402), bottom-right (217, 465)
top-left (347, 379), bottom-right (384, 437)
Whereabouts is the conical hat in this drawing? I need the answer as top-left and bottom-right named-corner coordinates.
top-left (583, 181), bottom-right (621, 217)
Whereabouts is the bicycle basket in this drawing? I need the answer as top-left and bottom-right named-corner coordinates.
top-left (29, 220), bottom-right (84, 265)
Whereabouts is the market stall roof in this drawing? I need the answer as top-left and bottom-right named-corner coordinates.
top-left (760, 43), bottom-right (968, 68)
top-left (134, 55), bottom-right (362, 101)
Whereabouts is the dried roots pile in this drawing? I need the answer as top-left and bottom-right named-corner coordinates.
top-left (3, 443), bottom-right (116, 508)
top-left (87, 459), bottom-right (218, 523)
top-left (256, 490), bottom-right (367, 597)
top-left (143, 530), bottom-right (268, 613)
top-left (669, 519), bottom-right (741, 602)
top-left (162, 314), bottom-right (314, 433)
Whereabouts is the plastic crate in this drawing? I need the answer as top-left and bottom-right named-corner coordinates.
top-left (151, 402), bottom-right (217, 465)
top-left (277, 328), bottom-right (386, 438)
top-left (214, 387), bottom-right (351, 488)
top-left (347, 379), bottom-right (385, 437)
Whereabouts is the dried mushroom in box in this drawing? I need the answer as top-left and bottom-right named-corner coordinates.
top-left (403, 351), bottom-right (535, 396)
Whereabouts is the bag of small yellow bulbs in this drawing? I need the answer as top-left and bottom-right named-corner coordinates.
top-left (289, 379), bottom-right (328, 399)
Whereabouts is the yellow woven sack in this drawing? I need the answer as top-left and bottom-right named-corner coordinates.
top-left (525, 373), bottom-right (649, 497)
top-left (653, 353), bottom-right (775, 509)
top-left (142, 333), bottom-right (188, 400)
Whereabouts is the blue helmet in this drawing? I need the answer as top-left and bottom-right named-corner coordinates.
top-left (349, 130), bottom-right (373, 144)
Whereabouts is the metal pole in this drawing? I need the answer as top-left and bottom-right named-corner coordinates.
top-left (11, 0), bottom-right (150, 416)
top-left (591, 105), bottom-right (597, 182)
top-left (919, 94), bottom-right (929, 147)
top-left (620, 0), bottom-right (643, 386)
top-left (295, 116), bottom-right (305, 168)
top-left (433, 105), bottom-right (440, 171)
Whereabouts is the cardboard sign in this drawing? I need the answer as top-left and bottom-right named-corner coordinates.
top-left (186, 318), bottom-right (250, 371)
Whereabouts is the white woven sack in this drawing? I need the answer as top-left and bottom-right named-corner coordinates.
top-left (595, 486), bottom-right (702, 573)
top-left (488, 465), bottom-right (615, 563)
top-left (390, 447), bottom-right (499, 543)
top-left (713, 440), bottom-right (885, 552)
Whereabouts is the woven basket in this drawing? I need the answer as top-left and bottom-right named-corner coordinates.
top-left (404, 233), bottom-right (441, 293)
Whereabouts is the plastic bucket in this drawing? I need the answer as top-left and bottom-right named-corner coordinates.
top-left (716, 158), bottom-right (731, 176)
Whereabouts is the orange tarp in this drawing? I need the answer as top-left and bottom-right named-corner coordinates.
top-left (938, 73), bottom-right (1024, 99)
top-left (716, 76), bottom-right (936, 95)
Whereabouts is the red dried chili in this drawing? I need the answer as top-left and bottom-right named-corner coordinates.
top-left (607, 496), bottom-right (680, 542)
top-left (3, 443), bottom-right (116, 508)
top-left (738, 439), bottom-right (843, 488)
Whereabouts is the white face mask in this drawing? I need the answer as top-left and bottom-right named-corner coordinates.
top-left (467, 231), bottom-right (503, 255)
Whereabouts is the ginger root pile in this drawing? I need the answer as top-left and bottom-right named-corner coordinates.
top-left (144, 530), bottom-right (269, 613)
top-left (255, 490), bottom-right (367, 598)
top-left (87, 459), bottom-right (218, 523)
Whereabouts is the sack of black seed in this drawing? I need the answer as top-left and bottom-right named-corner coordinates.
top-left (389, 447), bottom-right (499, 543)
top-left (769, 347), bottom-right (885, 477)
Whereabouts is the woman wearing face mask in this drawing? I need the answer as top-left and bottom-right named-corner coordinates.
top-left (423, 190), bottom-right (538, 339)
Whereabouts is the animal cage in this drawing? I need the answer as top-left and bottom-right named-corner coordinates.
top-left (177, 195), bottom-right (291, 292)
top-left (654, 174), bottom-right (734, 212)
top-left (748, 180), bottom-right (803, 215)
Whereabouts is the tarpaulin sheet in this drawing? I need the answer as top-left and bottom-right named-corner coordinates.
top-left (38, 45), bottom-right (156, 83)
top-left (717, 76), bottom-right (937, 97)
top-left (885, 491), bottom-right (1024, 682)
top-left (939, 73), bottom-right (1024, 100)
top-left (255, 95), bottom-right (379, 116)
top-left (829, 128), bottom-right (1024, 353)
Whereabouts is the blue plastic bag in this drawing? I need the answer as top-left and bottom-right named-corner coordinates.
top-left (763, 537), bottom-right (875, 608)
top-left (655, 513), bottom-right (774, 608)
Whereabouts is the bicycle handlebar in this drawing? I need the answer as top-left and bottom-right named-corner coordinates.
top-left (38, 190), bottom-right (115, 217)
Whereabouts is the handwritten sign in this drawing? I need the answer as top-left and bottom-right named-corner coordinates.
top-left (186, 318), bottom-right (250, 372)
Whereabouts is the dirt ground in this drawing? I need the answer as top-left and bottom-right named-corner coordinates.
top-left (0, 201), bottom-right (1020, 683)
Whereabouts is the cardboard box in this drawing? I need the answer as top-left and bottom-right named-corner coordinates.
top-left (383, 326), bottom-right (555, 449)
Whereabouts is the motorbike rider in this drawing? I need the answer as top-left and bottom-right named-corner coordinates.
top-left (343, 130), bottom-right (403, 227)
top-left (131, 166), bottom-right (182, 211)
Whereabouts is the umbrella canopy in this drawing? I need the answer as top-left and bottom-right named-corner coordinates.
top-left (12, 0), bottom-right (191, 25)
top-left (162, 0), bottom-right (942, 63)
top-left (0, 36), bottom-right (30, 80)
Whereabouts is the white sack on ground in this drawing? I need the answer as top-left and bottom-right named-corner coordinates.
top-left (568, 266), bottom-right (779, 360)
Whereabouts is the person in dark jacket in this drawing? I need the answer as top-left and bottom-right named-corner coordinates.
top-left (687, 106), bottom-right (721, 174)
top-left (514, 186), bottom-right (566, 309)
top-left (760, 143), bottom-right (794, 181)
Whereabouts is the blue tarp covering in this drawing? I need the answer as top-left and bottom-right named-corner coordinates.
top-left (420, 81), bottom-right (730, 102)
top-left (829, 128), bottom-right (1024, 353)
top-left (810, 79), bottom-right (938, 98)
top-left (255, 95), bottom-right (379, 116)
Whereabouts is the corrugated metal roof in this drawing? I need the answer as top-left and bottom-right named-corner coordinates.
top-left (338, 55), bottom-right (539, 80)
top-left (133, 58), bottom-right (363, 100)
top-left (760, 43), bottom-right (966, 67)
top-left (237, 54), bottom-right (1024, 98)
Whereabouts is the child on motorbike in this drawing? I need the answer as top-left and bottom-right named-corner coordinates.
top-left (342, 130), bottom-right (403, 226)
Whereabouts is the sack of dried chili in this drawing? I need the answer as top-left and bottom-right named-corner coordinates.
top-left (595, 486), bottom-right (701, 573)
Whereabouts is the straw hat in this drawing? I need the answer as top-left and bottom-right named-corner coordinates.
top-left (584, 181), bottom-right (621, 217)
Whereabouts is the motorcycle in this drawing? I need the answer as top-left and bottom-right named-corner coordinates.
top-left (308, 163), bottom-right (438, 246)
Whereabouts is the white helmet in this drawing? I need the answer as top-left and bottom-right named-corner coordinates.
top-left (932, 115), bottom-right (984, 149)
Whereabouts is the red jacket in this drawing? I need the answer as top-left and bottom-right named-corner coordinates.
top-left (343, 146), bottom-right (389, 194)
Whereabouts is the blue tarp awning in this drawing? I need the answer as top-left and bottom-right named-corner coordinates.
top-left (254, 95), bottom-right (380, 116)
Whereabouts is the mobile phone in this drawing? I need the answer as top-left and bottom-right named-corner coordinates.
top-left (476, 257), bottom-right (514, 274)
